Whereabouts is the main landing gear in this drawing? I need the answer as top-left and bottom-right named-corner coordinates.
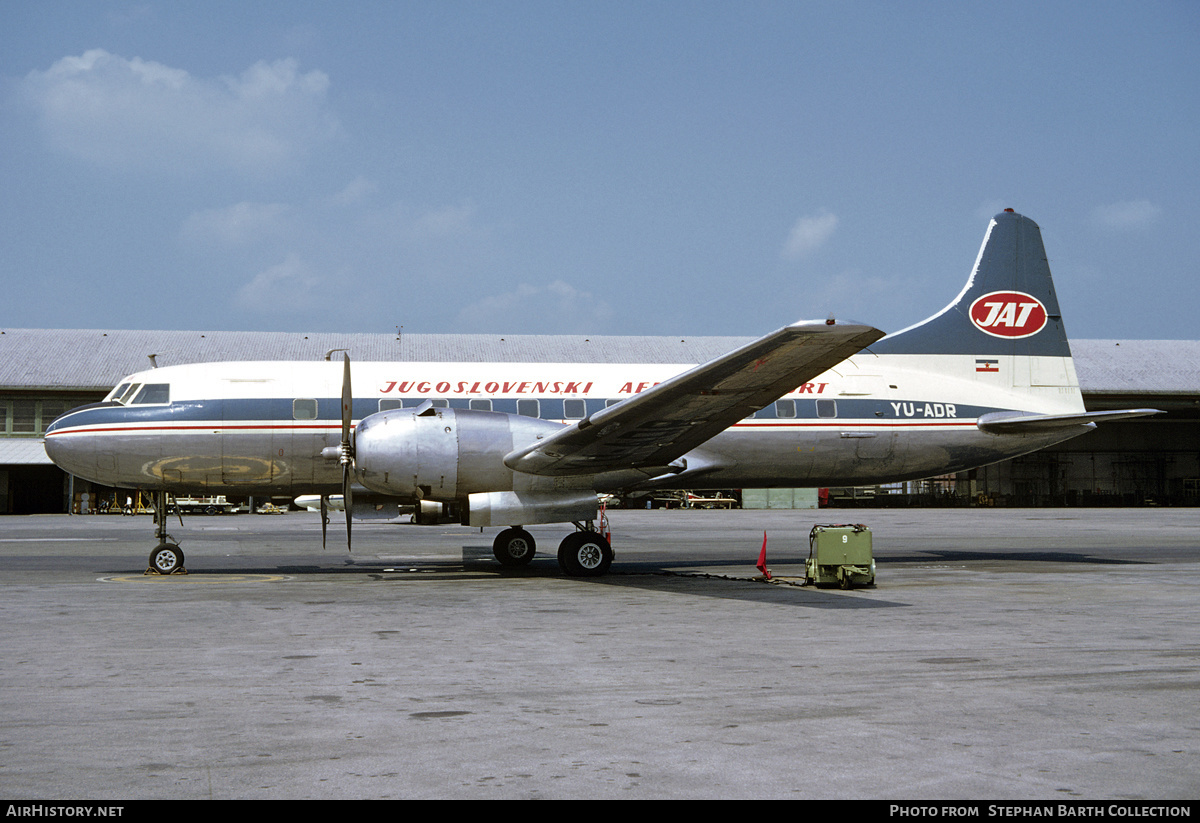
top-left (491, 523), bottom-right (614, 577)
top-left (557, 529), bottom-right (613, 577)
top-left (493, 527), bottom-right (537, 567)
top-left (145, 491), bottom-right (186, 575)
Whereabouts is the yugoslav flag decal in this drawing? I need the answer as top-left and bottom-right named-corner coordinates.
top-left (969, 291), bottom-right (1048, 339)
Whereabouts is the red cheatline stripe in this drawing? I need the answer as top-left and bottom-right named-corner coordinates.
top-left (48, 419), bottom-right (976, 437)
top-left (47, 423), bottom-right (347, 436)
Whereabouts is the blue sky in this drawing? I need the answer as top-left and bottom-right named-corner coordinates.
top-left (2, 1), bottom-right (1197, 340)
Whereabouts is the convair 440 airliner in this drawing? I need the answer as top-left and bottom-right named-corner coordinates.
top-left (45, 211), bottom-right (1158, 576)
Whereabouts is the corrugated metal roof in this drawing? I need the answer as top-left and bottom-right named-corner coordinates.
top-left (0, 438), bottom-right (52, 465)
top-left (0, 328), bottom-right (1195, 396)
top-left (0, 328), bottom-right (749, 390)
top-left (1070, 340), bottom-right (1200, 394)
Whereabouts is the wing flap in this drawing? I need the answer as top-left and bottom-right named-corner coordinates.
top-left (505, 319), bottom-right (884, 476)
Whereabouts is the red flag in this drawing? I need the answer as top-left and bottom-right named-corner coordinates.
top-left (757, 531), bottom-right (771, 579)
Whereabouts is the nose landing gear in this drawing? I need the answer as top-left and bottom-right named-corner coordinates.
top-left (149, 542), bottom-right (185, 575)
top-left (145, 491), bottom-right (187, 575)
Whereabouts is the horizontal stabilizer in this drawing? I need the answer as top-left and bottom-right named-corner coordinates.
top-left (977, 408), bottom-right (1161, 434)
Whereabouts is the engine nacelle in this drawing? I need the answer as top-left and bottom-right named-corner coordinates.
top-left (353, 406), bottom-right (565, 501)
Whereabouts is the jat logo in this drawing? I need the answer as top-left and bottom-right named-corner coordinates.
top-left (969, 291), bottom-right (1048, 338)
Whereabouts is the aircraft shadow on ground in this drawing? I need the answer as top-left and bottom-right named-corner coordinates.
top-left (586, 571), bottom-right (905, 609)
top-left (100, 545), bottom-right (907, 609)
top-left (97, 544), bottom-right (1143, 593)
top-left (879, 550), bottom-right (1146, 566)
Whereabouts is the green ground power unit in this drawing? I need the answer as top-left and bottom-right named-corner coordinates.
top-left (805, 524), bottom-right (876, 589)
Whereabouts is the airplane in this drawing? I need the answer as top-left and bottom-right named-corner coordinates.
top-left (44, 210), bottom-right (1159, 577)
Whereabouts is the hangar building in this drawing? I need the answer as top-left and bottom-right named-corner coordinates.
top-left (1, 328), bottom-right (1196, 513)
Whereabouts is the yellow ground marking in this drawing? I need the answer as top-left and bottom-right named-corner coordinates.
top-left (100, 574), bottom-right (290, 584)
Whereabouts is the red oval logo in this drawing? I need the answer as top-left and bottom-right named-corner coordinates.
top-left (969, 291), bottom-right (1048, 338)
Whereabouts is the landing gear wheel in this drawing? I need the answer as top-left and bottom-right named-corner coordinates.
top-left (557, 531), bottom-right (613, 577)
top-left (148, 543), bottom-right (185, 575)
top-left (493, 528), bottom-right (536, 567)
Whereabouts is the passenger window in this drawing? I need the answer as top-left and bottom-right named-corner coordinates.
top-left (293, 398), bottom-right (318, 420)
top-left (131, 384), bottom-right (170, 405)
top-left (379, 399), bottom-right (403, 411)
top-left (775, 399), bottom-right (797, 418)
top-left (816, 399), bottom-right (837, 419)
top-left (517, 399), bottom-right (539, 418)
top-left (605, 399), bottom-right (622, 408)
top-left (469, 399), bottom-right (493, 411)
top-left (563, 399), bottom-right (586, 419)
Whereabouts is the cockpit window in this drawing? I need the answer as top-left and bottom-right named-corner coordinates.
top-left (131, 384), bottom-right (170, 405)
top-left (107, 383), bottom-right (132, 403)
top-left (116, 383), bottom-right (141, 404)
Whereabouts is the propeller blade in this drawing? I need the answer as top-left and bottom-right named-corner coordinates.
top-left (340, 352), bottom-right (354, 552)
top-left (320, 495), bottom-right (328, 550)
top-left (343, 464), bottom-right (353, 552)
top-left (341, 353), bottom-right (352, 446)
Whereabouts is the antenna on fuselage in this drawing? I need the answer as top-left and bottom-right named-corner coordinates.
top-left (324, 348), bottom-right (350, 361)
top-left (149, 349), bottom-right (182, 367)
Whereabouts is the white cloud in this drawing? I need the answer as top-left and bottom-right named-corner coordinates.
top-left (1091, 200), bottom-right (1162, 230)
top-left (456, 280), bottom-right (614, 333)
top-left (409, 201), bottom-right (479, 240)
top-left (235, 254), bottom-right (322, 313)
top-left (802, 268), bottom-right (907, 322)
top-left (181, 201), bottom-right (291, 247)
top-left (974, 200), bottom-right (1008, 222)
top-left (782, 210), bottom-right (838, 259)
top-left (361, 198), bottom-right (491, 251)
top-left (332, 176), bottom-right (378, 207)
top-left (20, 49), bottom-right (339, 174)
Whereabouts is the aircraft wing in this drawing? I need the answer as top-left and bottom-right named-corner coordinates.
top-left (504, 319), bottom-right (885, 477)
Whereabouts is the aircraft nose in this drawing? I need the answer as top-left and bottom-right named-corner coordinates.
top-left (43, 415), bottom-right (102, 482)
top-left (44, 429), bottom-right (92, 478)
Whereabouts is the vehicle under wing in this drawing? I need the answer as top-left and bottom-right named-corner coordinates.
top-left (504, 319), bottom-right (884, 477)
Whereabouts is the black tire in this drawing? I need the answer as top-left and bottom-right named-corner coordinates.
top-left (149, 543), bottom-right (184, 574)
top-left (493, 528), bottom-right (536, 567)
top-left (557, 531), bottom-right (613, 577)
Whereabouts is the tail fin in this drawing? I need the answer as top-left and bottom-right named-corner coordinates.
top-left (872, 210), bottom-right (1071, 358)
top-left (869, 211), bottom-right (1161, 430)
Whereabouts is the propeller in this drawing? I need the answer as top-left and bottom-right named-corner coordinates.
top-left (320, 494), bottom-right (328, 549)
top-left (340, 353), bottom-right (354, 551)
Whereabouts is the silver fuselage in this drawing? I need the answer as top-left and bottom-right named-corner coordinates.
top-left (44, 354), bottom-right (1088, 499)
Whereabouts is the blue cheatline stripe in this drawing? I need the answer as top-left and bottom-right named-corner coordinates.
top-left (47, 395), bottom-right (1008, 435)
